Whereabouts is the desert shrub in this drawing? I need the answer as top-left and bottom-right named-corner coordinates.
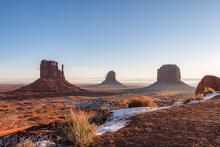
top-left (203, 87), bottom-right (215, 96)
top-left (90, 107), bottom-right (111, 125)
top-left (16, 140), bottom-right (35, 147)
top-left (64, 110), bottom-right (96, 147)
top-left (97, 106), bottom-right (109, 113)
top-left (128, 97), bottom-right (156, 108)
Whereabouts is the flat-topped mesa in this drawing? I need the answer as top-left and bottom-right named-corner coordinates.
top-left (129, 64), bottom-right (194, 92)
top-left (40, 60), bottom-right (65, 79)
top-left (157, 64), bottom-right (181, 83)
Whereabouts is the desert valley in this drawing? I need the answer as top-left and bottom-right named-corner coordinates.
top-left (0, 60), bottom-right (220, 147)
top-left (1, 1), bottom-right (220, 146)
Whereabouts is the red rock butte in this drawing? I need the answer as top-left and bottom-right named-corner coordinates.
top-left (195, 75), bottom-right (220, 95)
top-left (157, 64), bottom-right (181, 83)
top-left (12, 60), bottom-right (86, 94)
top-left (86, 71), bottom-right (126, 88)
top-left (101, 71), bottom-right (126, 87)
top-left (129, 64), bottom-right (194, 92)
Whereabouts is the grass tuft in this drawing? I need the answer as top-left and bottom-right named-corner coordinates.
top-left (64, 110), bottom-right (96, 146)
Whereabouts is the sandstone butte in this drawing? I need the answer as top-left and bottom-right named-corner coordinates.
top-left (87, 71), bottom-right (126, 88)
top-left (10, 60), bottom-right (86, 95)
top-left (128, 64), bottom-right (194, 92)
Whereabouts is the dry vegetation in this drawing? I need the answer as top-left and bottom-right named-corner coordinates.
top-left (64, 110), bottom-right (96, 146)
top-left (203, 87), bottom-right (215, 95)
top-left (101, 94), bottom-right (157, 109)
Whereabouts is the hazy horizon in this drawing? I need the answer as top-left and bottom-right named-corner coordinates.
top-left (1, 0), bottom-right (220, 82)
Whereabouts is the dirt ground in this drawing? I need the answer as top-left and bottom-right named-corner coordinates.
top-left (0, 91), bottom-right (194, 138)
top-left (0, 96), bottom-right (95, 136)
top-left (92, 96), bottom-right (220, 147)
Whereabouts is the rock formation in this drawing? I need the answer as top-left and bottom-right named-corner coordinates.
top-left (101, 71), bottom-right (125, 87)
top-left (157, 65), bottom-right (181, 83)
top-left (40, 60), bottom-right (65, 79)
top-left (128, 64), bottom-right (194, 92)
top-left (195, 75), bottom-right (220, 95)
top-left (86, 71), bottom-right (126, 89)
top-left (12, 60), bottom-right (86, 94)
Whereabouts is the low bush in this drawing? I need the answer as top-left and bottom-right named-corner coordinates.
top-left (90, 107), bottom-right (111, 125)
top-left (64, 110), bottom-right (96, 147)
top-left (128, 97), bottom-right (156, 108)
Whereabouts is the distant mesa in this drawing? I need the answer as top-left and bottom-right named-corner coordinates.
top-left (87, 71), bottom-right (126, 89)
top-left (129, 64), bottom-right (194, 92)
top-left (157, 64), bottom-right (181, 83)
top-left (195, 75), bottom-right (220, 95)
top-left (11, 60), bottom-right (86, 95)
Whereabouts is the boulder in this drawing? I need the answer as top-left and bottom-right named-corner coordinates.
top-left (195, 75), bottom-right (220, 95)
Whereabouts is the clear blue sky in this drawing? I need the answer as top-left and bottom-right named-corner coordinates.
top-left (0, 0), bottom-right (220, 83)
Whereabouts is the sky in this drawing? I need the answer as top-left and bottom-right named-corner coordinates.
top-left (0, 0), bottom-right (220, 83)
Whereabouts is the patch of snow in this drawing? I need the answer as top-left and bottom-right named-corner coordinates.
top-left (96, 106), bottom-right (171, 135)
top-left (35, 140), bottom-right (56, 147)
top-left (202, 92), bottom-right (220, 101)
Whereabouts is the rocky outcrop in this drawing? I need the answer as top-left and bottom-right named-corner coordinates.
top-left (12, 60), bottom-right (86, 95)
top-left (157, 65), bottom-right (181, 83)
top-left (195, 75), bottom-right (220, 95)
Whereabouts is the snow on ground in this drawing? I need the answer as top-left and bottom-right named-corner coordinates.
top-left (97, 92), bottom-right (220, 135)
top-left (202, 92), bottom-right (220, 101)
top-left (96, 106), bottom-right (171, 135)
top-left (188, 92), bottom-right (220, 104)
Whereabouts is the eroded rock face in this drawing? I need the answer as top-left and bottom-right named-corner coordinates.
top-left (195, 75), bottom-right (220, 95)
top-left (157, 64), bottom-right (181, 83)
top-left (40, 60), bottom-right (64, 79)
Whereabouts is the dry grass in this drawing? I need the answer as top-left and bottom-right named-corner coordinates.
top-left (203, 87), bottom-right (215, 95)
top-left (90, 107), bottom-right (110, 125)
top-left (16, 140), bottom-right (35, 147)
top-left (64, 110), bottom-right (96, 146)
top-left (101, 94), bottom-right (157, 109)
top-left (128, 98), bottom-right (156, 108)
